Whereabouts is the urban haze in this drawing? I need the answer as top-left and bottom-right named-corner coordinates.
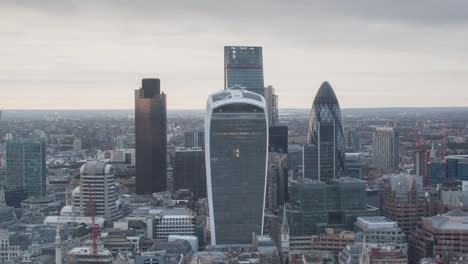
top-left (1, 1), bottom-right (468, 264)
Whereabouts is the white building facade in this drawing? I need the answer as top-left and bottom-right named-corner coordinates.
top-left (79, 161), bottom-right (121, 222)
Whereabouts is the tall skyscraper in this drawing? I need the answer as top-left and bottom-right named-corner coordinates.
top-left (135, 78), bottom-right (167, 194)
top-left (414, 149), bottom-right (430, 185)
top-left (266, 152), bottom-right (288, 213)
top-left (6, 140), bottom-right (46, 198)
top-left (305, 81), bottom-right (345, 181)
top-left (265, 163), bottom-right (280, 215)
top-left (174, 148), bottom-right (206, 198)
top-left (303, 142), bottom-right (336, 181)
top-left (79, 161), bottom-right (120, 222)
top-left (224, 46), bottom-right (265, 96)
top-left (372, 127), bottom-right (400, 172)
top-left (205, 88), bottom-right (268, 245)
top-left (264, 85), bottom-right (279, 125)
top-left (184, 131), bottom-right (205, 149)
top-left (269, 125), bottom-right (288, 154)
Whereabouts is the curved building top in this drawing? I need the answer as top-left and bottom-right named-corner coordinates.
top-left (80, 161), bottom-right (113, 176)
top-left (308, 81), bottom-right (344, 137)
top-left (313, 81), bottom-right (340, 108)
top-left (207, 86), bottom-right (266, 109)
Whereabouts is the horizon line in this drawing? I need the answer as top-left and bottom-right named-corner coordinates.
top-left (2, 106), bottom-right (468, 111)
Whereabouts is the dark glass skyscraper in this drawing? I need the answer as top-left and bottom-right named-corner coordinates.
top-left (174, 148), bottom-right (206, 198)
top-left (184, 131), bottom-right (205, 149)
top-left (305, 81), bottom-right (345, 180)
top-left (224, 46), bottom-right (265, 96)
top-left (205, 88), bottom-right (268, 245)
top-left (6, 140), bottom-right (46, 198)
top-left (269, 125), bottom-right (288, 154)
top-left (135, 78), bottom-right (167, 194)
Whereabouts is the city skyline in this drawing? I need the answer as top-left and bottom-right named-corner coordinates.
top-left (1, 1), bottom-right (468, 262)
top-left (2, 0), bottom-right (468, 109)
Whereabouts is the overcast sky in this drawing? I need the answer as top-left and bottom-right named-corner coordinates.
top-left (1, 0), bottom-right (468, 110)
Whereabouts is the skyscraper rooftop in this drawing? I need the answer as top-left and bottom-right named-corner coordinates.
top-left (224, 46), bottom-right (265, 96)
top-left (313, 81), bottom-right (339, 105)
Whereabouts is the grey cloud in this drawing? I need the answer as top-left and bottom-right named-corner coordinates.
top-left (3, 0), bottom-right (468, 25)
top-left (4, 0), bottom-right (468, 53)
top-left (1, 0), bottom-right (468, 109)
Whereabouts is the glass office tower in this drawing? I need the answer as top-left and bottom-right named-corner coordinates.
top-left (135, 78), bottom-right (167, 194)
top-left (287, 177), bottom-right (377, 236)
top-left (6, 140), bottom-right (46, 198)
top-left (174, 148), bottom-right (206, 199)
top-left (306, 81), bottom-right (345, 180)
top-left (205, 88), bottom-right (268, 245)
top-left (224, 46), bottom-right (265, 96)
top-left (372, 127), bottom-right (400, 173)
top-left (269, 125), bottom-right (288, 154)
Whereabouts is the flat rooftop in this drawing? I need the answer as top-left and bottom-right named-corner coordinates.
top-left (132, 207), bottom-right (194, 217)
top-left (357, 216), bottom-right (399, 230)
top-left (429, 209), bottom-right (468, 231)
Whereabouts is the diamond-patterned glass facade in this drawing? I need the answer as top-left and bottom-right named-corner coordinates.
top-left (307, 82), bottom-right (345, 179)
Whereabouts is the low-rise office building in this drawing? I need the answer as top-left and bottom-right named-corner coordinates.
top-left (355, 216), bottom-right (407, 253)
top-left (312, 228), bottom-right (355, 257)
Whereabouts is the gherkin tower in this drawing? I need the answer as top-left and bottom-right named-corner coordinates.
top-left (306, 81), bottom-right (345, 180)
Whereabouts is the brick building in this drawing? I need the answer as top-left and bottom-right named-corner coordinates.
top-left (312, 228), bottom-right (354, 257)
top-left (409, 209), bottom-right (468, 264)
top-left (383, 174), bottom-right (426, 235)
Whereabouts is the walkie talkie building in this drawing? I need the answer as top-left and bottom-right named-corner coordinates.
top-left (205, 87), bottom-right (268, 245)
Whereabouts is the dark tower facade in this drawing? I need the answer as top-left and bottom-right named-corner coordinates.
top-left (135, 78), bottom-right (167, 194)
top-left (306, 82), bottom-right (345, 181)
top-left (174, 148), bottom-right (206, 199)
top-left (6, 140), bottom-right (46, 198)
top-left (269, 125), bottom-right (288, 154)
top-left (224, 46), bottom-right (265, 96)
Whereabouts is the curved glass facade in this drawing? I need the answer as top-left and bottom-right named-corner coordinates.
top-left (206, 92), bottom-right (268, 245)
top-left (307, 82), bottom-right (345, 180)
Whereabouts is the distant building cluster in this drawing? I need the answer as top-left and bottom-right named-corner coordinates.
top-left (1, 44), bottom-right (468, 264)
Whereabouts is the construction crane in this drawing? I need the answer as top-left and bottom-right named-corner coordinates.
top-left (441, 128), bottom-right (448, 181)
top-left (87, 183), bottom-right (98, 255)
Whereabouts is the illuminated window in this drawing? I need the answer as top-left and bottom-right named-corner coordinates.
top-left (232, 148), bottom-right (240, 157)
